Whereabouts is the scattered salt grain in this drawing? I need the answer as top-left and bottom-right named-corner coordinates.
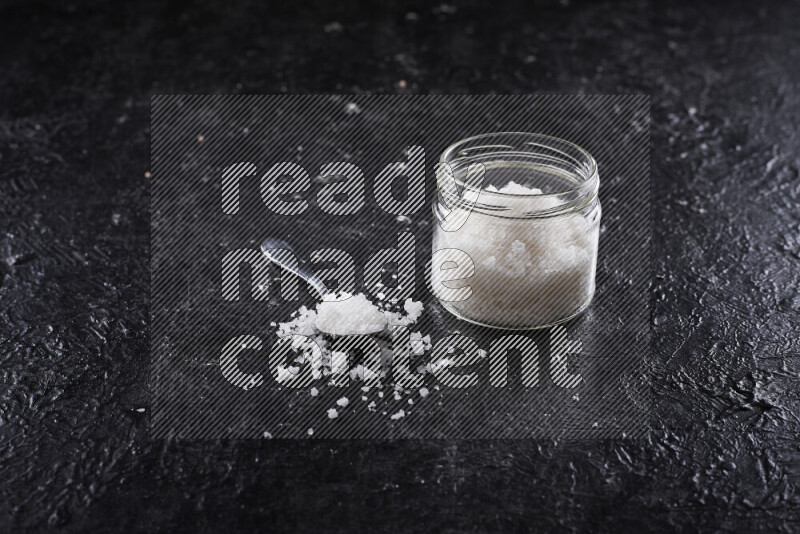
top-left (274, 294), bottom-right (423, 379)
top-left (429, 357), bottom-right (455, 373)
top-left (410, 331), bottom-right (433, 355)
top-left (403, 299), bottom-right (424, 322)
top-left (432, 3), bottom-right (457, 15)
top-left (276, 365), bottom-right (299, 383)
top-left (271, 293), bottom-right (429, 421)
top-left (344, 102), bottom-right (361, 115)
top-left (390, 409), bottom-right (406, 420)
top-left (350, 364), bottom-right (379, 382)
top-left (307, 428), bottom-right (314, 436)
top-left (419, 387), bottom-right (429, 398)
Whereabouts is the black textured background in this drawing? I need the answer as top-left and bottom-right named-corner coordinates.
top-left (0, 0), bottom-right (798, 532)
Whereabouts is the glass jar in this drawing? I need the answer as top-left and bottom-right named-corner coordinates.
top-left (431, 132), bottom-right (601, 329)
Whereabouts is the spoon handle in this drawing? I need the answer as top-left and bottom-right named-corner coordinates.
top-left (260, 238), bottom-right (329, 299)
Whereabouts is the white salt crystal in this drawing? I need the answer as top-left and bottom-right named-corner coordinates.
top-left (390, 409), bottom-right (405, 420)
top-left (344, 102), bottom-right (361, 115)
top-left (485, 180), bottom-right (543, 195)
top-left (385, 299), bottom-right (426, 328)
top-left (403, 298), bottom-right (424, 321)
top-left (428, 357), bottom-right (455, 373)
top-left (315, 292), bottom-right (388, 336)
top-left (275, 365), bottom-right (297, 384)
top-left (419, 387), bottom-right (429, 397)
top-left (271, 294), bottom-right (428, 414)
top-left (350, 364), bottom-right (379, 381)
top-left (271, 293), bottom-right (429, 422)
top-left (410, 336), bottom-right (426, 355)
top-left (307, 428), bottom-right (314, 436)
top-left (433, 178), bottom-right (597, 328)
top-left (325, 21), bottom-right (343, 33)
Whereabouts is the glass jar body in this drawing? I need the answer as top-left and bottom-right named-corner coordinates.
top-left (432, 198), bottom-right (600, 329)
top-left (431, 133), bottom-right (601, 330)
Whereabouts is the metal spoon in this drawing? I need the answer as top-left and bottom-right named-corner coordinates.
top-left (260, 237), bottom-right (330, 299)
top-left (260, 237), bottom-right (388, 336)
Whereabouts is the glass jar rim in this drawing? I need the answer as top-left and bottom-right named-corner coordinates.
top-left (439, 132), bottom-right (598, 200)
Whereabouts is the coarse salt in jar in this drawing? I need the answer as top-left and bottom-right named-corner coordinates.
top-left (431, 132), bottom-right (601, 329)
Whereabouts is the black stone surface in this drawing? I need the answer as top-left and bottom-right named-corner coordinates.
top-left (0, 0), bottom-right (798, 532)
